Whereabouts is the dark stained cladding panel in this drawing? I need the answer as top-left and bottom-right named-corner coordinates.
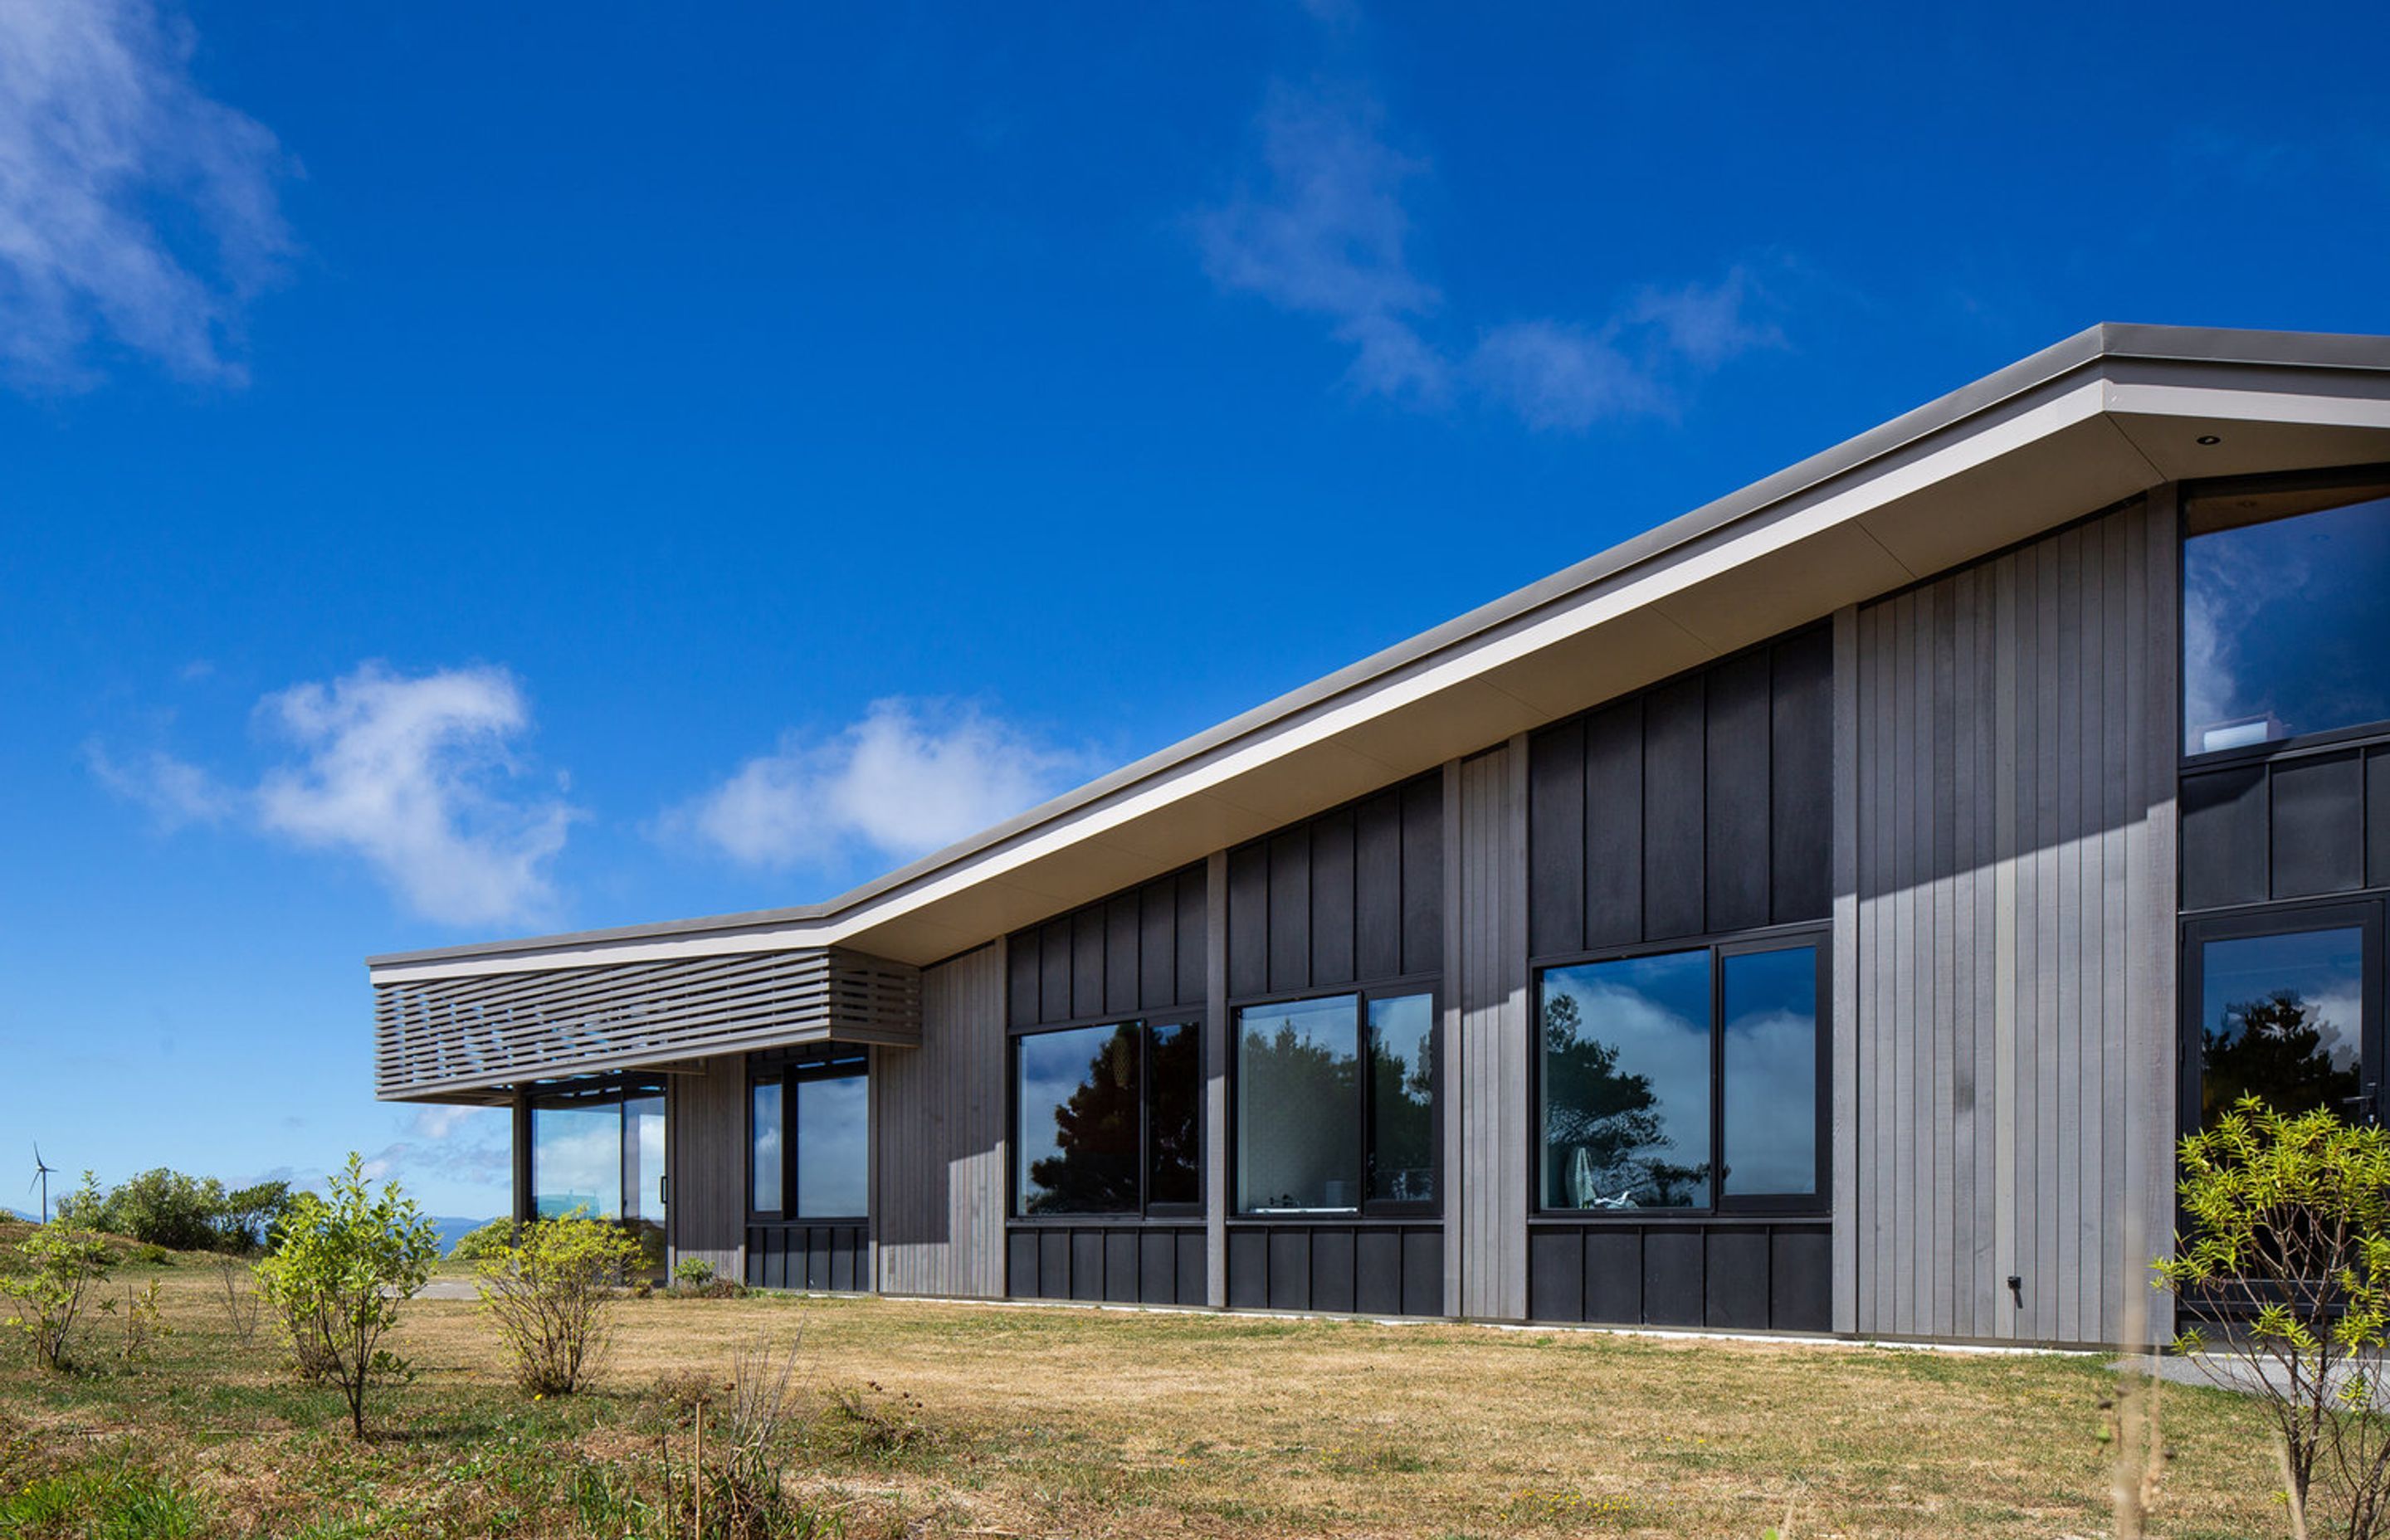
top-left (1007, 865), bottom-right (1208, 1028)
top-left (1528, 626), bottom-right (1834, 958)
top-left (2182, 743), bottom-right (2390, 914)
top-left (1225, 773), bottom-right (1445, 997)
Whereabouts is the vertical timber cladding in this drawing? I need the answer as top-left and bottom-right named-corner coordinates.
top-left (1223, 774), bottom-right (1447, 1316)
top-left (1850, 496), bottom-right (2178, 1348)
top-left (1520, 627), bottom-right (1836, 1332)
top-left (667, 1055), bottom-right (746, 1282)
top-left (874, 942), bottom-right (1007, 1299)
top-left (1457, 743), bottom-right (1530, 1319)
top-left (1003, 869), bottom-right (1210, 1306)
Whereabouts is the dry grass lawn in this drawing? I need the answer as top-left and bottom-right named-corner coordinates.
top-left (0, 1253), bottom-right (2297, 1539)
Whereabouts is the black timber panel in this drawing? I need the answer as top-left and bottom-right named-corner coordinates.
top-left (1401, 1229), bottom-right (1443, 1317)
top-left (1227, 1228), bottom-right (1267, 1309)
top-left (1007, 1231), bottom-right (1038, 1298)
top-left (1529, 1229), bottom-right (1583, 1323)
top-left (1070, 1231), bottom-right (1105, 1301)
top-left (1040, 924), bottom-right (1072, 1026)
top-left (2273, 751), bottom-right (2364, 899)
top-left (1529, 724), bottom-right (1587, 958)
top-left (1104, 1231), bottom-right (1140, 1304)
top-left (1105, 894), bottom-right (1140, 1017)
top-left (1401, 777), bottom-right (1444, 973)
top-left (1139, 884), bottom-right (1177, 1015)
top-left (1177, 1232), bottom-right (1207, 1306)
top-left (1705, 651), bottom-right (1773, 934)
top-left (1071, 909), bottom-right (1106, 1021)
top-left (1266, 1229), bottom-right (1311, 1310)
top-left (1175, 870), bottom-right (1208, 1007)
top-left (1039, 1231), bottom-right (1070, 1301)
top-left (2372, 748), bottom-right (2390, 893)
top-left (1008, 944), bottom-right (1041, 1036)
top-left (1583, 700), bottom-right (1644, 950)
top-left (1642, 676), bottom-right (1708, 942)
top-left (1227, 774), bottom-right (1444, 998)
top-left (1354, 790), bottom-right (1404, 982)
top-left (1354, 1229), bottom-right (1402, 1316)
top-left (1139, 1231), bottom-right (1178, 1304)
top-left (1311, 1228), bottom-right (1357, 1313)
top-left (1705, 1229), bottom-right (1770, 1331)
top-left (1770, 626), bottom-right (1834, 923)
top-left (1769, 1228), bottom-right (1832, 1332)
top-left (1311, 808), bottom-right (1357, 987)
top-left (2182, 764), bottom-right (2269, 911)
top-left (1642, 1231), bottom-right (1705, 1328)
top-left (1583, 1228), bottom-right (1644, 1326)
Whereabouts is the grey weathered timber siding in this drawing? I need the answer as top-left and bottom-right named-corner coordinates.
top-left (1457, 740), bottom-right (1530, 1320)
top-left (1850, 496), bottom-right (2177, 1347)
top-left (666, 1055), bottom-right (748, 1279)
top-left (874, 942), bottom-right (1007, 1298)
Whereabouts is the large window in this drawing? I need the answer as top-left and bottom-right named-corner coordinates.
top-left (2185, 480), bottom-right (2390, 755)
top-left (1013, 1019), bottom-right (1201, 1216)
top-left (1235, 989), bottom-right (1436, 1216)
top-left (1538, 938), bottom-right (1822, 1213)
top-left (531, 1077), bottom-right (668, 1227)
top-left (749, 1052), bottom-right (869, 1220)
top-left (2186, 908), bottom-right (2378, 1130)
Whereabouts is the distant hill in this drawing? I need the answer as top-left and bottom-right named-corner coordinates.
top-left (431, 1215), bottom-right (501, 1255)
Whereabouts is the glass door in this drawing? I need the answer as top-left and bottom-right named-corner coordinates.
top-left (622, 1085), bottom-right (667, 1277)
top-left (2182, 902), bottom-right (2383, 1132)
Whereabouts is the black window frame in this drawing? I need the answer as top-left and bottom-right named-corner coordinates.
top-left (746, 1048), bottom-right (871, 1225)
top-left (528, 1072), bottom-right (669, 1224)
top-left (2180, 463), bottom-right (2390, 769)
top-left (2178, 895), bottom-right (2385, 1138)
top-left (1529, 924), bottom-right (1830, 1220)
top-left (1007, 1016), bottom-right (1206, 1221)
top-left (1227, 976), bottom-right (1443, 1221)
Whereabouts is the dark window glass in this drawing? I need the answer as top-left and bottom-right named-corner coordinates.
top-left (532, 1093), bottom-right (622, 1220)
top-left (1367, 993), bottom-right (1436, 1204)
top-left (1540, 951), bottom-right (1712, 1210)
top-left (2185, 487), bottom-right (2390, 754)
top-left (750, 1080), bottom-right (783, 1212)
top-left (1237, 995), bottom-right (1360, 1213)
top-left (2198, 927), bottom-right (2365, 1126)
top-left (1017, 1024), bottom-right (1142, 1215)
top-left (1720, 947), bottom-right (1818, 1197)
top-left (623, 1087), bottom-right (666, 1224)
top-left (1147, 1021), bottom-right (1201, 1208)
top-left (794, 1070), bottom-right (870, 1217)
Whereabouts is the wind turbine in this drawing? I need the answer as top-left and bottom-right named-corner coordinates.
top-left (27, 1143), bottom-right (55, 1226)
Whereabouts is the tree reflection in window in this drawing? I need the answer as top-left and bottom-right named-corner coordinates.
top-left (2198, 928), bottom-right (2366, 1128)
top-left (1236, 995), bottom-right (1361, 1212)
top-left (1539, 952), bottom-right (1712, 1211)
top-left (1017, 1025), bottom-right (1142, 1214)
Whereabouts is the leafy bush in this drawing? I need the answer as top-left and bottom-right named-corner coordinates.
top-left (673, 1257), bottom-right (717, 1289)
top-left (2156, 1096), bottom-right (2390, 1537)
top-left (447, 1216), bottom-right (520, 1264)
top-left (254, 1154), bottom-right (441, 1437)
top-left (0, 1183), bottom-right (114, 1372)
top-left (475, 1211), bottom-right (645, 1396)
top-left (55, 1167), bottom-right (294, 1255)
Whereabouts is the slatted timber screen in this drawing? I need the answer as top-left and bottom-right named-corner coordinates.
top-left (374, 947), bottom-right (921, 1100)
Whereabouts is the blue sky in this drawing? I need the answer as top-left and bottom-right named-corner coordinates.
top-left (2, 0), bottom-right (2385, 1219)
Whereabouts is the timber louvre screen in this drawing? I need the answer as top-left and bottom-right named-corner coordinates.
top-left (375, 947), bottom-right (921, 1101)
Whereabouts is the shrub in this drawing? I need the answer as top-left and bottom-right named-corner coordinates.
top-left (707, 1335), bottom-right (811, 1539)
top-left (447, 1216), bottom-right (520, 1264)
top-left (212, 1255), bottom-right (262, 1348)
top-left (253, 1154), bottom-right (441, 1438)
top-left (0, 1183), bottom-right (114, 1372)
top-left (673, 1257), bottom-right (717, 1289)
top-left (216, 1180), bottom-right (295, 1253)
top-left (475, 1211), bottom-right (645, 1396)
top-left (2155, 1096), bottom-right (2390, 1537)
top-left (54, 1168), bottom-right (295, 1255)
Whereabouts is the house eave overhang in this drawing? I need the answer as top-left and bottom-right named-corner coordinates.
top-left (365, 323), bottom-right (2390, 995)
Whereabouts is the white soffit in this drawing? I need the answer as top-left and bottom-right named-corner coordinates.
top-left (370, 330), bottom-right (2390, 982)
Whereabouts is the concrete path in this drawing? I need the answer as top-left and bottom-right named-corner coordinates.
top-left (2113, 1352), bottom-right (2390, 1410)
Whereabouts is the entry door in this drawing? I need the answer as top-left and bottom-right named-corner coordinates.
top-left (2182, 901), bottom-right (2383, 1133)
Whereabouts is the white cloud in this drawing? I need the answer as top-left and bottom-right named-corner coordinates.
top-left (90, 662), bottom-right (578, 928)
top-left (1195, 80), bottom-right (1780, 431)
top-left (0, 0), bottom-right (291, 388)
top-left (361, 1104), bottom-right (512, 1191)
top-left (1194, 82), bottom-right (1446, 403)
top-left (674, 697), bottom-right (1087, 870)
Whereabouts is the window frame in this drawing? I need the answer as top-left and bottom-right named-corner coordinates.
top-left (2180, 463), bottom-right (2390, 768)
top-left (746, 1048), bottom-right (871, 1224)
top-left (1007, 1015), bottom-right (1206, 1221)
top-left (1227, 977), bottom-right (1443, 1221)
top-left (2178, 895), bottom-right (2385, 1138)
top-left (1529, 924), bottom-right (1829, 1221)
top-left (528, 1073), bottom-right (668, 1223)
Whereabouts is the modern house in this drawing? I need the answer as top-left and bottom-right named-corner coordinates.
top-left (367, 323), bottom-right (2390, 1348)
